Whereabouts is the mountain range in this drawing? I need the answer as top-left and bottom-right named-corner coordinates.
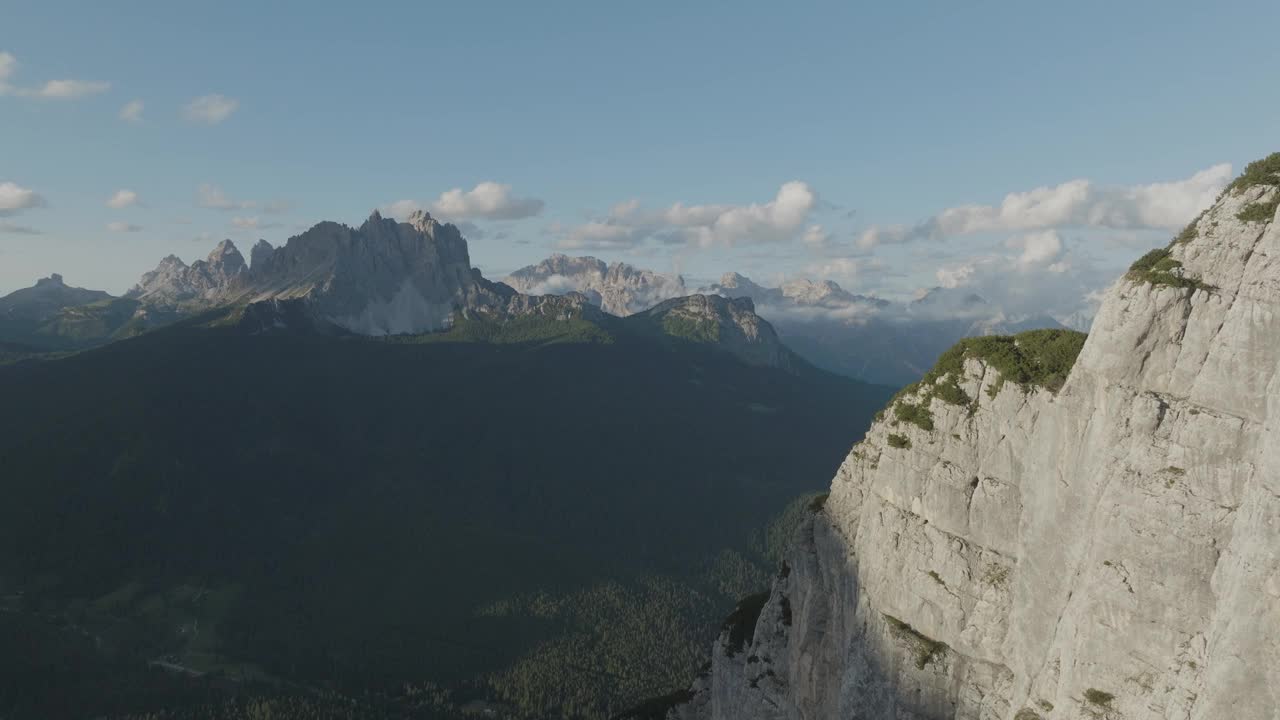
top-left (0, 205), bottom-right (890, 719)
top-left (0, 221), bottom-right (1072, 385)
top-left (501, 256), bottom-right (1073, 386)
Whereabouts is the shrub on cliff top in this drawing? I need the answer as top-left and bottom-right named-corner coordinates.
top-left (1226, 152), bottom-right (1280, 193)
top-left (933, 329), bottom-right (1087, 394)
top-left (1126, 248), bottom-right (1213, 291)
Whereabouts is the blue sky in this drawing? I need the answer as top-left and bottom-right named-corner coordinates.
top-left (2, 0), bottom-right (1278, 320)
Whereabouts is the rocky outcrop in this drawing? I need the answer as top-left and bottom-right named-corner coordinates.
top-left (503, 253), bottom-right (687, 316)
top-left (707, 272), bottom-right (889, 315)
top-left (128, 211), bottom-right (516, 335)
top-left (128, 240), bottom-right (248, 304)
top-left (0, 273), bottom-right (112, 323)
top-left (631, 294), bottom-right (796, 371)
top-left (667, 155), bottom-right (1280, 719)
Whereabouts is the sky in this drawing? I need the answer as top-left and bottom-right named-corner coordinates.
top-left (2, 0), bottom-right (1278, 322)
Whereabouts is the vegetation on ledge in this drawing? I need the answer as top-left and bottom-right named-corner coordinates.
top-left (893, 399), bottom-right (934, 431)
top-left (1084, 688), bottom-right (1116, 706)
top-left (721, 592), bottom-right (770, 656)
top-left (1225, 152), bottom-right (1280, 193)
top-left (887, 433), bottom-right (911, 449)
top-left (661, 314), bottom-right (720, 343)
top-left (1237, 194), bottom-right (1279, 223)
top-left (884, 614), bottom-right (948, 670)
top-left (1126, 248), bottom-right (1213, 292)
top-left (876, 328), bottom-right (1083, 433)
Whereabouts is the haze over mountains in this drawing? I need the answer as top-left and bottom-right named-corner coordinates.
top-left (2, 214), bottom-right (1073, 384)
top-left (503, 255), bottom-right (1074, 385)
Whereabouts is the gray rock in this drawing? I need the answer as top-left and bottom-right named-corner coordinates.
top-left (503, 253), bottom-right (688, 316)
top-left (633, 294), bottom-right (796, 371)
top-left (670, 171), bottom-right (1280, 718)
top-left (0, 273), bottom-right (112, 324)
top-left (128, 210), bottom-right (512, 335)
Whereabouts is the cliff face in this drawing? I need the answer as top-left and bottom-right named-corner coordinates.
top-left (669, 156), bottom-right (1280, 719)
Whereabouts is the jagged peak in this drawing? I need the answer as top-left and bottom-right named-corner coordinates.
top-left (35, 273), bottom-right (65, 287)
top-left (406, 209), bottom-right (437, 234)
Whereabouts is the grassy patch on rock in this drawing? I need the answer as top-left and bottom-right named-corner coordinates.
top-left (1127, 248), bottom-right (1213, 292)
top-left (883, 614), bottom-right (948, 670)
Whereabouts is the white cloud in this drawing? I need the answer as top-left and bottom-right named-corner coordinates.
top-left (196, 185), bottom-right (290, 216)
top-left (119, 99), bottom-right (143, 122)
top-left (25, 79), bottom-right (110, 99)
top-left (106, 189), bottom-right (139, 209)
top-left (0, 222), bottom-right (40, 235)
top-left (557, 181), bottom-right (820, 251)
top-left (680, 181), bottom-right (817, 248)
top-left (558, 220), bottom-right (648, 251)
top-left (935, 262), bottom-right (979, 289)
top-left (802, 224), bottom-right (831, 249)
top-left (0, 181), bottom-right (45, 216)
top-left (197, 184), bottom-right (253, 210)
top-left (430, 182), bottom-right (544, 220)
top-left (0, 53), bottom-right (110, 98)
top-left (231, 216), bottom-right (280, 231)
top-left (1007, 230), bottom-right (1064, 269)
top-left (183, 94), bottom-right (238, 124)
top-left (856, 163), bottom-right (1232, 249)
top-left (382, 199), bottom-right (425, 219)
top-left (806, 257), bottom-right (864, 284)
top-left (106, 221), bottom-right (142, 233)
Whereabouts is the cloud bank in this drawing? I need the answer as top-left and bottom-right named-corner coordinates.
top-left (184, 94), bottom-right (238, 124)
top-left (0, 52), bottom-right (110, 99)
top-left (557, 181), bottom-right (819, 251)
top-left (0, 181), bottom-right (45, 216)
top-left (857, 164), bottom-right (1232, 249)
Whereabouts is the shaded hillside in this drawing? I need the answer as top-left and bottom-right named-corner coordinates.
top-left (0, 319), bottom-right (889, 719)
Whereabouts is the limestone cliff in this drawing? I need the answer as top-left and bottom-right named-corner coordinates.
top-left (665, 154), bottom-right (1280, 719)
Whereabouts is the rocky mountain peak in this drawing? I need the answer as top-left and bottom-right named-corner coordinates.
top-left (503, 253), bottom-right (686, 316)
top-left (206, 239), bottom-right (247, 277)
top-left (0, 273), bottom-right (114, 325)
top-left (250, 239), bottom-right (275, 270)
top-left (636, 293), bottom-right (795, 370)
top-left (406, 209), bottom-right (438, 236)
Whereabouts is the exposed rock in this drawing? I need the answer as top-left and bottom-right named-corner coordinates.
top-left (250, 239), bottom-right (275, 270)
top-left (503, 253), bottom-right (688, 316)
top-left (127, 239), bottom-right (248, 304)
top-left (128, 211), bottom-right (515, 335)
top-left (0, 273), bottom-right (113, 323)
top-left (667, 156), bottom-right (1280, 719)
top-left (507, 256), bottom-right (1068, 384)
top-left (632, 294), bottom-right (796, 370)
